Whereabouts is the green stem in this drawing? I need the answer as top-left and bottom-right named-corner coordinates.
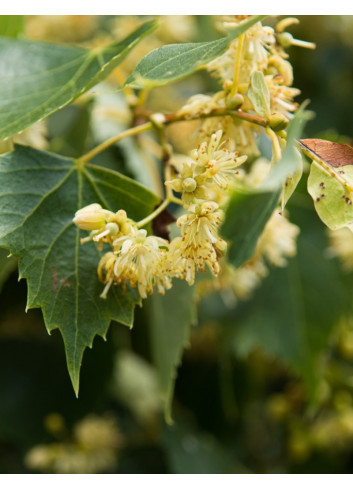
top-left (137, 198), bottom-right (171, 228)
top-left (230, 33), bottom-right (245, 98)
top-left (266, 127), bottom-right (282, 163)
top-left (78, 121), bottom-right (153, 164)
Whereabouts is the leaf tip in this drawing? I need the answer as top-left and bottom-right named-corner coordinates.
top-left (70, 371), bottom-right (80, 398)
top-left (164, 413), bottom-right (174, 426)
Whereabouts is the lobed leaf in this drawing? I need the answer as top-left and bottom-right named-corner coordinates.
top-left (125, 15), bottom-right (266, 89)
top-left (0, 145), bottom-right (159, 394)
top-left (0, 20), bottom-right (157, 140)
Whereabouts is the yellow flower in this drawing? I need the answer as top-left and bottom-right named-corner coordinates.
top-left (168, 202), bottom-right (227, 285)
top-left (111, 229), bottom-right (171, 299)
top-left (193, 131), bottom-right (247, 181)
top-left (191, 130), bottom-right (247, 189)
top-left (165, 162), bottom-right (209, 206)
top-left (257, 211), bottom-right (300, 267)
top-left (207, 21), bottom-right (275, 87)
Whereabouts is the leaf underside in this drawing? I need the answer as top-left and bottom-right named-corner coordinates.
top-left (0, 145), bottom-right (159, 394)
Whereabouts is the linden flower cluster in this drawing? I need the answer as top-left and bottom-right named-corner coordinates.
top-left (74, 130), bottom-right (246, 299)
top-left (73, 204), bottom-right (171, 299)
top-left (178, 17), bottom-right (315, 156)
top-left (73, 17), bottom-right (311, 302)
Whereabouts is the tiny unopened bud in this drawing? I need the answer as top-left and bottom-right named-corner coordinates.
top-left (105, 222), bottom-right (119, 235)
top-left (226, 93), bottom-right (244, 110)
top-left (223, 80), bottom-right (233, 91)
top-left (277, 32), bottom-right (294, 48)
top-left (269, 113), bottom-right (289, 132)
top-left (73, 203), bottom-right (106, 231)
top-left (182, 177), bottom-right (197, 192)
top-left (115, 210), bottom-right (127, 222)
top-left (277, 32), bottom-right (316, 50)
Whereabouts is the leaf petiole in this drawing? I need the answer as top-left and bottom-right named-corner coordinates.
top-left (136, 197), bottom-right (172, 228)
top-left (78, 121), bottom-right (153, 164)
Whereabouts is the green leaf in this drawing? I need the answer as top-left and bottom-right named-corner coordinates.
top-left (222, 105), bottom-right (308, 268)
top-left (230, 193), bottom-right (349, 399)
top-left (307, 161), bottom-right (353, 230)
top-left (248, 71), bottom-right (271, 118)
top-left (221, 187), bottom-right (281, 268)
top-left (125, 15), bottom-right (265, 89)
top-left (0, 145), bottom-right (159, 394)
top-left (0, 15), bottom-right (24, 38)
top-left (0, 20), bottom-right (157, 141)
top-left (147, 279), bottom-right (197, 423)
top-left (281, 155), bottom-right (303, 210)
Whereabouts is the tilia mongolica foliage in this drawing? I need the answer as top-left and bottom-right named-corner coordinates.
top-left (2, 15), bottom-right (352, 419)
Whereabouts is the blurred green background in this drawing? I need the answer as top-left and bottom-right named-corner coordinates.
top-left (1, 15), bottom-right (353, 474)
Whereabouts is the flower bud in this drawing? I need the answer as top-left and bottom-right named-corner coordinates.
top-left (182, 177), bottom-right (197, 192)
top-left (277, 32), bottom-right (316, 50)
top-left (115, 210), bottom-right (127, 223)
top-left (277, 32), bottom-right (294, 48)
top-left (73, 203), bottom-right (106, 231)
top-left (226, 93), bottom-right (244, 110)
top-left (269, 113), bottom-right (289, 132)
top-left (105, 222), bottom-right (119, 236)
